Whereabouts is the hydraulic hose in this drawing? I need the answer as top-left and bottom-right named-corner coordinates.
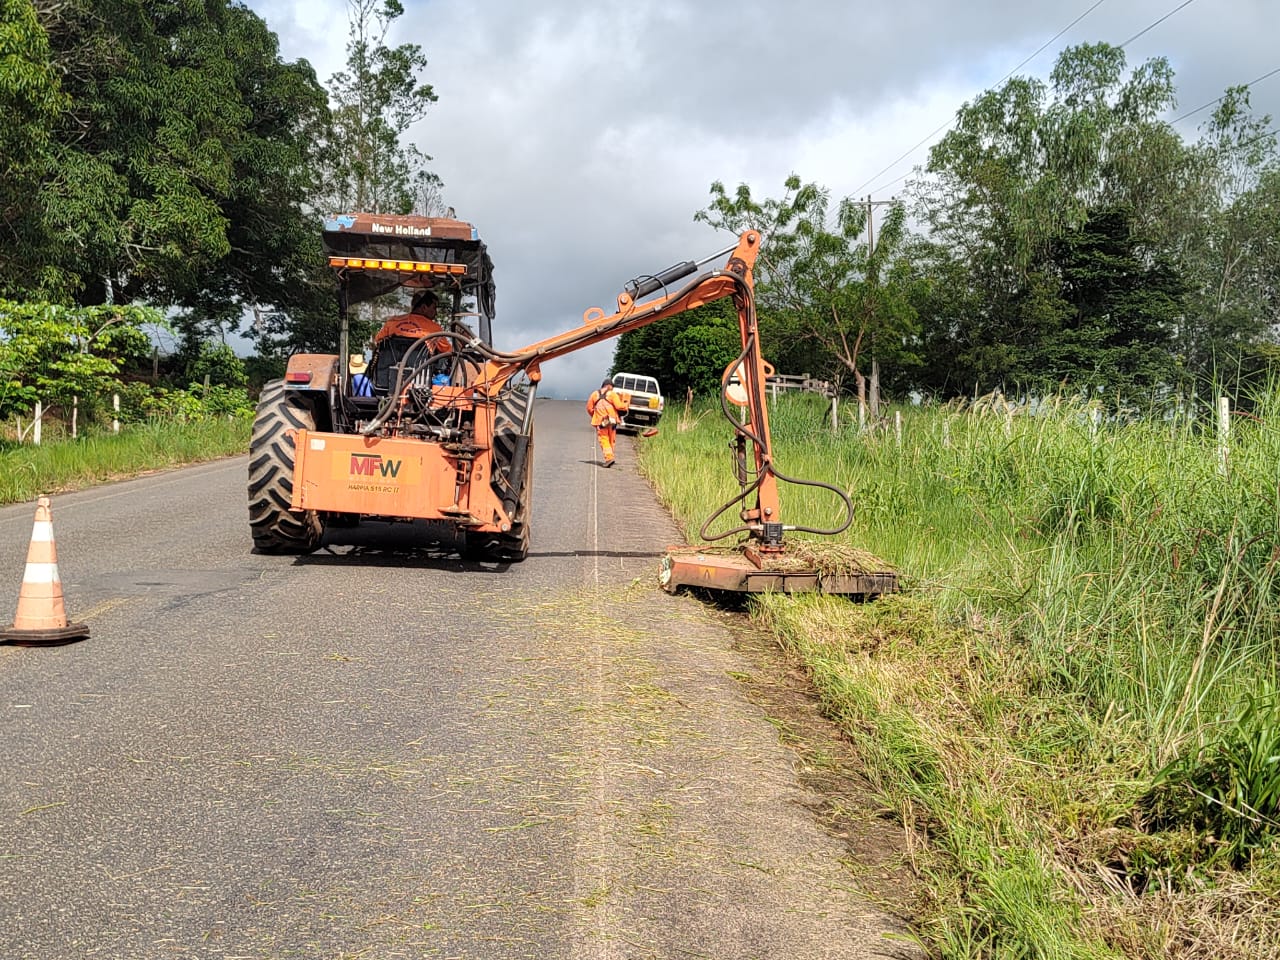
top-left (697, 276), bottom-right (855, 542)
top-left (360, 331), bottom-right (473, 436)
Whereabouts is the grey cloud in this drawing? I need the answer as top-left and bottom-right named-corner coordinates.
top-left (251, 0), bottom-right (1280, 398)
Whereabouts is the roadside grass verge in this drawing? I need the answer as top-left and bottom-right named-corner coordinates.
top-left (637, 392), bottom-right (1280, 959)
top-left (0, 418), bottom-right (250, 505)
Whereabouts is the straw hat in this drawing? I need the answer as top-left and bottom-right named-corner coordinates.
top-left (348, 354), bottom-right (368, 374)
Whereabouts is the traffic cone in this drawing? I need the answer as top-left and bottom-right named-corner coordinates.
top-left (0, 497), bottom-right (89, 646)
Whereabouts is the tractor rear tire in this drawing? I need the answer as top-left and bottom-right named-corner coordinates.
top-left (494, 444), bottom-right (533, 561)
top-left (464, 388), bottom-right (533, 563)
top-left (490, 385), bottom-right (531, 497)
top-left (248, 379), bottom-right (322, 554)
top-left (461, 448), bottom-right (532, 563)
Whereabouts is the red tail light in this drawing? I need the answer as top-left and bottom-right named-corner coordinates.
top-left (285, 371), bottom-right (312, 384)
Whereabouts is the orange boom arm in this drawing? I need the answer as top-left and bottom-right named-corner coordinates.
top-left (474, 230), bottom-right (785, 546)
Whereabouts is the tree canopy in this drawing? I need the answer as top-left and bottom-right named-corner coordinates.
top-left (655, 43), bottom-right (1280, 405)
top-left (2, 0), bottom-right (445, 366)
top-left (26, 0), bottom-right (329, 333)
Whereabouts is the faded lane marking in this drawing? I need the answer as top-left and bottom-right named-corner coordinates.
top-left (0, 457), bottom-right (248, 526)
top-left (0, 598), bottom-right (132, 663)
top-left (573, 422), bottom-right (609, 959)
top-left (75, 597), bottom-right (139, 622)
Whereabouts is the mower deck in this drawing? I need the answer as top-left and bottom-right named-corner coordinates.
top-left (660, 545), bottom-right (898, 597)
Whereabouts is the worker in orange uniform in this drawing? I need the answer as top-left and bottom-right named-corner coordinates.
top-left (370, 289), bottom-right (453, 389)
top-left (373, 289), bottom-right (453, 353)
top-left (587, 378), bottom-right (627, 467)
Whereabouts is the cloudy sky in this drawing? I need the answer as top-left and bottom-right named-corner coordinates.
top-left (245, 0), bottom-right (1278, 398)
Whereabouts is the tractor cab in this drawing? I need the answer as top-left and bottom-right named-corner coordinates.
top-left (321, 212), bottom-right (496, 413)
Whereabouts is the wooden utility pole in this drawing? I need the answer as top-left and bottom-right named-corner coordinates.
top-left (863, 196), bottom-right (899, 255)
top-left (863, 196), bottom-right (898, 420)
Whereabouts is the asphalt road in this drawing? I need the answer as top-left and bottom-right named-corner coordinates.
top-left (0, 400), bottom-right (907, 959)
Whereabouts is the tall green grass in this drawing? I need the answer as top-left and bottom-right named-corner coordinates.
top-left (639, 393), bottom-right (1280, 959)
top-left (0, 418), bottom-right (250, 504)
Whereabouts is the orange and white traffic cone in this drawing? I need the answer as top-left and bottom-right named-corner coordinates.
top-left (0, 497), bottom-right (89, 646)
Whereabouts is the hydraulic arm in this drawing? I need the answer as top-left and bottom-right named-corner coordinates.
top-left (461, 231), bottom-right (894, 594)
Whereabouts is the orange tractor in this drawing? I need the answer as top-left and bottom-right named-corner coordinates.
top-left (248, 212), bottom-right (895, 596)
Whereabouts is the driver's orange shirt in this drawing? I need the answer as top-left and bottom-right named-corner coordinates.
top-left (373, 313), bottom-right (454, 353)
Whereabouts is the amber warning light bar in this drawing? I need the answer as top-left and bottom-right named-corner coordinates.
top-left (328, 257), bottom-right (468, 275)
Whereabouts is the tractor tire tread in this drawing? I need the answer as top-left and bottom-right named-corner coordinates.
top-left (248, 379), bottom-right (322, 554)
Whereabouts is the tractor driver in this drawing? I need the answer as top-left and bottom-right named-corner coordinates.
top-left (370, 288), bottom-right (453, 390)
top-left (374, 289), bottom-right (453, 353)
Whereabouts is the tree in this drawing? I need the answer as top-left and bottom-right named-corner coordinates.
top-left (611, 300), bottom-right (739, 399)
top-left (0, 0), bottom-right (67, 296)
top-left (672, 319), bottom-right (743, 397)
top-left (1043, 206), bottom-right (1182, 395)
top-left (27, 0), bottom-right (329, 344)
top-left (909, 43), bottom-right (1194, 398)
top-left (1172, 90), bottom-right (1280, 396)
top-left (697, 176), bottom-right (920, 403)
top-left (0, 300), bottom-right (156, 419)
top-left (315, 0), bottom-right (441, 216)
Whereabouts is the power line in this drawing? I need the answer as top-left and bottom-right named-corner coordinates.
top-left (850, 0), bottom-right (1108, 198)
top-left (1171, 65), bottom-right (1280, 124)
top-left (993, 0), bottom-right (1110, 89)
top-left (1239, 126), bottom-right (1279, 151)
top-left (1119, 0), bottom-right (1197, 48)
top-left (856, 0), bottom-right (1206, 197)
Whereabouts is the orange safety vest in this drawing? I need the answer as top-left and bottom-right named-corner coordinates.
top-left (587, 388), bottom-right (627, 427)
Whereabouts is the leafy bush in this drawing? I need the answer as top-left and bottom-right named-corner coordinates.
top-left (0, 300), bottom-right (159, 419)
top-left (140, 384), bottom-right (255, 421)
top-left (91, 380), bottom-right (255, 425)
top-left (183, 341), bottom-right (248, 388)
top-left (1145, 686), bottom-right (1280, 867)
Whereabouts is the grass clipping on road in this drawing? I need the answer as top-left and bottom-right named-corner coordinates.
top-left (636, 393), bottom-right (1280, 960)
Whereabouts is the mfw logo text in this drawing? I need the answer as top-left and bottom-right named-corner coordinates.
top-left (350, 453), bottom-right (403, 479)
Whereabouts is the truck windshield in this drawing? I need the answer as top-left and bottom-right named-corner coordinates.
top-left (614, 376), bottom-right (658, 394)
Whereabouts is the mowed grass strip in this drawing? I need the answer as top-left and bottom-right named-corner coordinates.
top-left (0, 418), bottom-right (250, 505)
top-left (637, 392), bottom-right (1280, 960)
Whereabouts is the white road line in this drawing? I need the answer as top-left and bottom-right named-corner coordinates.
top-left (585, 423), bottom-right (609, 958)
top-left (591, 430), bottom-right (600, 587)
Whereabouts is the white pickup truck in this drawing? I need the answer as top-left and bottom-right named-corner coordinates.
top-left (611, 372), bottom-right (664, 431)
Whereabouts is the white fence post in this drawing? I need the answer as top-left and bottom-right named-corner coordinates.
top-left (894, 410), bottom-right (903, 446)
top-left (33, 400), bottom-right (42, 446)
top-left (942, 417), bottom-right (951, 449)
top-left (72, 396), bottom-right (79, 439)
top-left (1217, 396), bottom-right (1230, 476)
top-left (830, 392), bottom-right (839, 433)
top-left (113, 393), bottom-right (120, 434)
